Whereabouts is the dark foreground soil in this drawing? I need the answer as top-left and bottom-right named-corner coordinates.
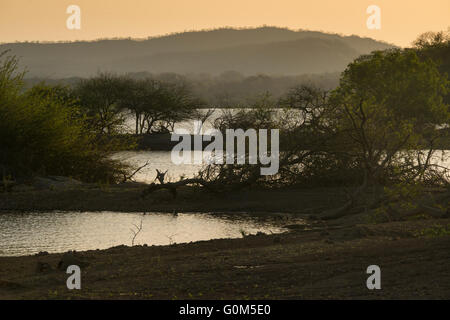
top-left (0, 218), bottom-right (449, 299)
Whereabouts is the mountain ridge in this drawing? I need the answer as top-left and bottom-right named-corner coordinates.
top-left (0, 26), bottom-right (395, 78)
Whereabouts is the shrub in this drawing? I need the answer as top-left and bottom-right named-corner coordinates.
top-left (0, 52), bottom-right (131, 183)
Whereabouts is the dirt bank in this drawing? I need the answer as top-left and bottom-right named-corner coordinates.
top-left (0, 184), bottom-right (349, 216)
top-left (0, 218), bottom-right (449, 299)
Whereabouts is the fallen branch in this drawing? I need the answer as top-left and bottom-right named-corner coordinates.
top-left (141, 177), bottom-right (207, 199)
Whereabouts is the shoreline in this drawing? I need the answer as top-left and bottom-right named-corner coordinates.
top-left (0, 184), bottom-right (350, 218)
top-left (0, 217), bottom-right (448, 299)
top-left (0, 185), bottom-right (449, 299)
top-left (119, 132), bottom-right (450, 151)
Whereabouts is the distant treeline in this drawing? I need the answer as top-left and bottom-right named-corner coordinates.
top-left (1, 30), bottom-right (449, 193)
top-left (24, 71), bottom-right (340, 108)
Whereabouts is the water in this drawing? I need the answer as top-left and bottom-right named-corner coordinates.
top-left (122, 109), bottom-right (231, 134)
top-left (0, 211), bottom-right (289, 257)
top-left (1, 148), bottom-right (446, 257)
top-left (114, 150), bottom-right (450, 184)
top-left (113, 151), bottom-right (205, 183)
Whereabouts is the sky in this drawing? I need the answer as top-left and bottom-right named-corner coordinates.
top-left (0, 0), bottom-right (449, 47)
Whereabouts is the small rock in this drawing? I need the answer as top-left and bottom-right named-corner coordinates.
top-left (57, 252), bottom-right (89, 271)
top-left (36, 261), bottom-right (52, 273)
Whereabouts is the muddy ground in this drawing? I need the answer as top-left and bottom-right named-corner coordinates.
top-left (0, 216), bottom-right (449, 299)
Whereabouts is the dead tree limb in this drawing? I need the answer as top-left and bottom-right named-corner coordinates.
top-left (155, 169), bottom-right (168, 184)
top-left (130, 219), bottom-right (143, 246)
top-left (122, 160), bottom-right (151, 183)
top-left (141, 177), bottom-right (207, 199)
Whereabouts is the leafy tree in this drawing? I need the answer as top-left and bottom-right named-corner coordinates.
top-left (119, 78), bottom-right (161, 134)
top-left (154, 82), bottom-right (202, 132)
top-left (317, 48), bottom-right (450, 219)
top-left (118, 78), bottom-right (201, 134)
top-left (413, 30), bottom-right (450, 106)
top-left (413, 29), bottom-right (450, 49)
top-left (75, 73), bottom-right (128, 135)
top-left (0, 52), bottom-right (130, 183)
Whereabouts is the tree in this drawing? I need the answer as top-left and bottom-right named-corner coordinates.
top-left (413, 30), bottom-right (450, 106)
top-left (0, 52), bottom-right (131, 183)
top-left (27, 83), bottom-right (82, 118)
top-left (119, 78), bottom-right (162, 134)
top-left (412, 30), bottom-right (450, 49)
top-left (75, 73), bottom-right (128, 135)
top-left (154, 82), bottom-right (202, 132)
top-left (118, 78), bottom-right (201, 134)
top-left (319, 48), bottom-right (450, 219)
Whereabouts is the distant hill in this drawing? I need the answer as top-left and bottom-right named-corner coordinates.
top-left (1, 27), bottom-right (395, 78)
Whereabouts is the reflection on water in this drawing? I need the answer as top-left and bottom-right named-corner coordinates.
top-left (0, 211), bottom-right (288, 257)
top-left (114, 150), bottom-right (450, 184)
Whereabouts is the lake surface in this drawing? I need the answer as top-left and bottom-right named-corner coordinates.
top-left (114, 150), bottom-right (450, 183)
top-left (1, 146), bottom-right (447, 257)
top-left (0, 211), bottom-right (289, 257)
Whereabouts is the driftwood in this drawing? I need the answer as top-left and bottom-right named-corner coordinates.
top-left (141, 165), bottom-right (253, 198)
top-left (155, 169), bottom-right (168, 184)
top-left (141, 177), bottom-right (207, 199)
top-left (141, 169), bottom-right (210, 198)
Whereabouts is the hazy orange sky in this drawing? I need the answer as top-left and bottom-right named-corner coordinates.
top-left (0, 0), bottom-right (448, 47)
